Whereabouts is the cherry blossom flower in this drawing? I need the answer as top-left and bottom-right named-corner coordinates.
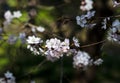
top-left (36, 26), bottom-right (45, 32)
top-left (76, 11), bottom-right (95, 28)
top-left (94, 58), bottom-right (103, 65)
top-left (102, 18), bottom-right (107, 29)
top-left (4, 71), bottom-right (13, 79)
top-left (60, 38), bottom-right (70, 53)
top-left (80, 0), bottom-right (93, 11)
top-left (73, 51), bottom-right (91, 68)
top-left (73, 37), bottom-right (80, 47)
top-left (4, 10), bottom-right (13, 22)
top-left (26, 35), bottom-right (43, 44)
top-left (45, 38), bottom-right (61, 50)
top-left (13, 11), bottom-right (22, 18)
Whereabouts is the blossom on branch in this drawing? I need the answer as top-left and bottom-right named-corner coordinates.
top-left (94, 58), bottom-right (103, 66)
top-left (26, 35), bottom-right (43, 44)
top-left (73, 51), bottom-right (91, 69)
top-left (80, 0), bottom-right (93, 11)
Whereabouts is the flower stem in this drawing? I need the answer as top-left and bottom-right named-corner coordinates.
top-left (80, 39), bottom-right (106, 48)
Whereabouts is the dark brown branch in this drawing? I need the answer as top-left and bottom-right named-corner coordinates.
top-left (80, 40), bottom-right (106, 48)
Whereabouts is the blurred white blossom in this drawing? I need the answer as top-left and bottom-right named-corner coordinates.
top-left (30, 80), bottom-right (36, 83)
top-left (4, 10), bottom-right (13, 22)
top-left (73, 37), bottom-right (80, 47)
top-left (76, 15), bottom-right (87, 27)
top-left (45, 49), bottom-right (63, 59)
top-left (112, 19), bottom-right (120, 29)
top-left (4, 71), bottom-right (16, 83)
top-left (45, 38), bottom-right (61, 50)
top-left (113, 0), bottom-right (120, 7)
top-left (31, 27), bottom-right (36, 33)
top-left (13, 11), bottom-right (22, 18)
top-left (45, 38), bottom-right (63, 59)
top-left (45, 38), bottom-right (70, 60)
top-left (26, 35), bottom-right (43, 44)
top-left (4, 71), bottom-right (13, 79)
top-left (27, 45), bottom-right (43, 55)
top-left (7, 35), bottom-right (17, 44)
top-left (107, 19), bottom-right (120, 43)
top-left (76, 11), bottom-right (95, 28)
top-left (26, 36), bottom-right (44, 55)
top-left (94, 58), bottom-right (103, 65)
top-left (4, 10), bottom-right (22, 26)
top-left (36, 26), bottom-right (45, 32)
top-left (80, 0), bottom-right (93, 11)
top-left (102, 18), bottom-right (107, 29)
top-left (60, 38), bottom-right (70, 53)
top-left (85, 11), bottom-right (95, 19)
top-left (73, 51), bottom-right (91, 68)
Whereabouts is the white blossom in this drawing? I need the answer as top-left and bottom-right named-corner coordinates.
top-left (102, 18), bottom-right (107, 29)
top-left (36, 26), bottom-right (45, 32)
top-left (76, 11), bottom-right (95, 28)
top-left (4, 10), bottom-right (22, 25)
top-left (26, 35), bottom-right (42, 44)
top-left (85, 11), bottom-right (95, 19)
top-left (107, 19), bottom-right (120, 43)
top-left (76, 15), bottom-right (87, 27)
top-left (45, 38), bottom-right (61, 50)
top-left (27, 45), bottom-right (43, 55)
top-left (107, 33), bottom-right (118, 42)
top-left (31, 27), bottom-right (36, 33)
top-left (73, 51), bottom-right (91, 68)
top-left (113, 0), bottom-right (120, 7)
top-left (45, 38), bottom-right (62, 59)
top-left (4, 71), bottom-right (13, 79)
top-left (45, 49), bottom-right (63, 59)
top-left (30, 80), bottom-right (36, 83)
top-left (107, 27), bottom-right (120, 43)
top-left (111, 28), bottom-right (117, 33)
top-left (94, 58), bottom-right (103, 65)
top-left (4, 10), bottom-right (13, 22)
top-left (4, 71), bottom-right (16, 83)
top-left (13, 11), bottom-right (22, 18)
top-left (60, 38), bottom-right (70, 53)
top-left (26, 36), bottom-right (43, 55)
top-left (45, 38), bottom-right (70, 60)
top-left (73, 37), bottom-right (80, 47)
top-left (112, 19), bottom-right (120, 29)
top-left (0, 78), bottom-right (5, 83)
top-left (80, 0), bottom-right (93, 11)
top-left (4, 10), bottom-right (22, 21)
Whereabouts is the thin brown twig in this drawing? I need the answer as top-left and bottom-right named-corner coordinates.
top-left (96, 14), bottom-right (120, 19)
top-left (80, 39), bottom-right (106, 48)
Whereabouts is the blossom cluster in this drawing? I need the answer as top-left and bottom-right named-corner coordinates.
top-left (2, 10), bottom-right (45, 44)
top-left (31, 26), bottom-right (45, 33)
top-left (0, 71), bottom-right (16, 83)
top-left (73, 50), bottom-right (103, 69)
top-left (26, 35), bottom-right (103, 69)
top-left (107, 19), bottom-right (120, 43)
top-left (0, 71), bottom-right (36, 83)
top-left (80, 0), bottom-right (94, 11)
top-left (4, 10), bottom-right (22, 25)
top-left (101, 17), bottom-right (110, 30)
top-left (76, 11), bottom-right (96, 28)
top-left (112, 0), bottom-right (120, 7)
